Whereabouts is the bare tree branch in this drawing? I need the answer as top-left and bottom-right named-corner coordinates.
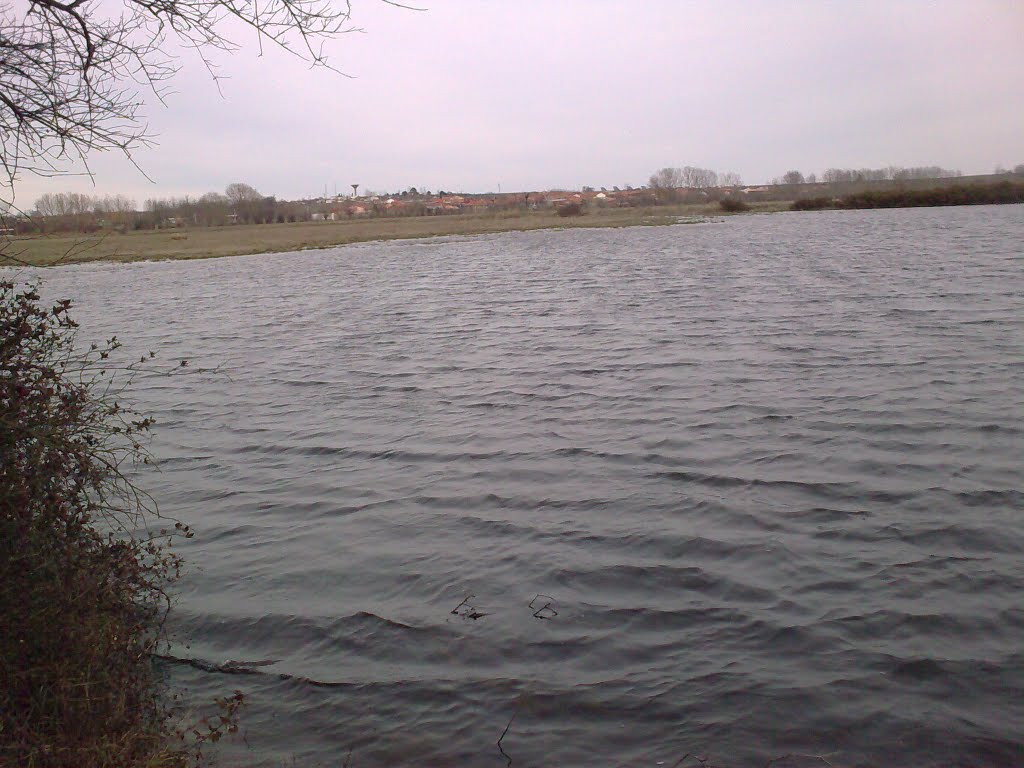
top-left (0, 0), bottom-right (398, 196)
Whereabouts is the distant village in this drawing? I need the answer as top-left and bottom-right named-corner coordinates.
top-left (304, 186), bottom-right (712, 221)
top-left (11, 163), bottom-right (1017, 235)
top-left (15, 182), bottom-right (739, 234)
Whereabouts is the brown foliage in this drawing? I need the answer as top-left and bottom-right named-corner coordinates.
top-left (0, 281), bottom-right (231, 767)
top-left (556, 202), bottom-right (584, 217)
top-left (718, 197), bottom-right (750, 213)
top-left (792, 180), bottom-right (1024, 212)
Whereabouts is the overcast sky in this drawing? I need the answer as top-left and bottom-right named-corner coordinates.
top-left (13, 0), bottom-right (1024, 206)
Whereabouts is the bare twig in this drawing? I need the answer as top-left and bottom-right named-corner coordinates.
top-left (450, 593), bottom-right (488, 620)
top-left (450, 594), bottom-right (473, 615)
top-left (529, 593), bottom-right (558, 619)
top-left (496, 708), bottom-right (518, 767)
top-left (1, 0), bottom-right (403, 190)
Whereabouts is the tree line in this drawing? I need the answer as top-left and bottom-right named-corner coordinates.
top-left (24, 163), bottom-right (1024, 235)
top-left (648, 166), bottom-right (743, 191)
top-left (776, 165), bottom-right (963, 185)
top-left (647, 165), bottom-right (971, 191)
top-left (25, 181), bottom-right (532, 234)
top-left (27, 182), bottom-right (312, 233)
top-left (32, 192), bottom-right (137, 232)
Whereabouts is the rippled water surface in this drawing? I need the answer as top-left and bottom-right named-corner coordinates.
top-left (19, 206), bottom-right (1024, 766)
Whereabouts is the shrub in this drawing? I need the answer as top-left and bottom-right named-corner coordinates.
top-left (841, 181), bottom-right (1024, 209)
top-left (0, 281), bottom-right (207, 767)
top-left (793, 181), bottom-right (1024, 212)
top-left (556, 202), bottom-right (584, 217)
top-left (791, 196), bottom-right (835, 211)
top-left (718, 197), bottom-right (750, 213)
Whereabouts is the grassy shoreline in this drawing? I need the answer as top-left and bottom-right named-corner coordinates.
top-left (9, 172), bottom-right (1021, 269)
top-left (3, 202), bottom-right (782, 267)
top-left (7, 186), bottom-right (1021, 268)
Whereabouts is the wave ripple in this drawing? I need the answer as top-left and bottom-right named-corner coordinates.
top-left (22, 205), bottom-right (1024, 767)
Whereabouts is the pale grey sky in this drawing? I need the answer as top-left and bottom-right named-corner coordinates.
top-left (13, 0), bottom-right (1024, 206)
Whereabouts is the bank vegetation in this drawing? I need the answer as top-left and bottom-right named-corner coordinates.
top-left (791, 179), bottom-right (1024, 211)
top-left (0, 285), bottom-right (242, 766)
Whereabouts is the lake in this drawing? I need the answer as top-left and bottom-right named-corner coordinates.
top-left (17, 205), bottom-right (1024, 767)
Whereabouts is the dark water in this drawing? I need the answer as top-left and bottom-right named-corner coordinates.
top-left (17, 206), bottom-right (1024, 766)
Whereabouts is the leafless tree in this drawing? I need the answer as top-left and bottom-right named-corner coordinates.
top-left (225, 181), bottom-right (266, 222)
top-left (196, 191), bottom-right (229, 225)
top-left (33, 193), bottom-right (63, 218)
top-left (679, 166), bottom-right (718, 188)
top-left (92, 194), bottom-right (136, 215)
top-left (225, 182), bottom-right (262, 206)
top-left (649, 165), bottom-right (724, 195)
top-left (648, 167), bottom-right (686, 190)
top-left (0, 0), bottom-right (407, 198)
top-left (823, 166), bottom-right (961, 185)
top-left (31, 189), bottom-right (114, 230)
top-left (94, 193), bottom-right (137, 229)
top-left (782, 170), bottom-right (805, 185)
